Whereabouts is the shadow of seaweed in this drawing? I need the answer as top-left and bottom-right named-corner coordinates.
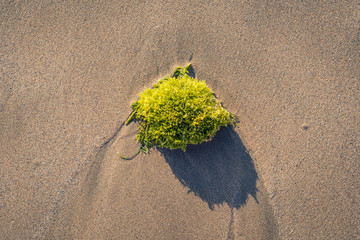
top-left (186, 64), bottom-right (196, 78)
top-left (158, 126), bottom-right (258, 210)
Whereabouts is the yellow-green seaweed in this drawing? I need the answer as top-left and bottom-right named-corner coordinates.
top-left (118, 64), bottom-right (237, 159)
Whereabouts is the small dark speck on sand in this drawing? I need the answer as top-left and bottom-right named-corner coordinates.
top-left (301, 123), bottom-right (309, 130)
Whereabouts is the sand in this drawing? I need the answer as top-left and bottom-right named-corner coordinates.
top-left (1, 1), bottom-right (359, 239)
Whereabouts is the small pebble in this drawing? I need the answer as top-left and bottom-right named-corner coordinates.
top-left (301, 123), bottom-right (309, 130)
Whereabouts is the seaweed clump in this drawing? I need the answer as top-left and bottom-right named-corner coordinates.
top-left (119, 64), bottom-right (237, 159)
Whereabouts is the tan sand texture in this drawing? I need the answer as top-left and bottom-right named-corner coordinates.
top-left (1, 1), bottom-right (359, 239)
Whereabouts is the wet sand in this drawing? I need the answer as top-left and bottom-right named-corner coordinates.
top-left (1, 1), bottom-right (359, 239)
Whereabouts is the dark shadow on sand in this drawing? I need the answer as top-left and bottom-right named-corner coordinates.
top-left (186, 64), bottom-right (196, 78)
top-left (158, 126), bottom-right (258, 210)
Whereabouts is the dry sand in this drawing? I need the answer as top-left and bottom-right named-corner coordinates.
top-left (1, 1), bottom-right (359, 239)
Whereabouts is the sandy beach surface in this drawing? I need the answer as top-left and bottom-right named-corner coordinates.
top-left (1, 1), bottom-right (359, 239)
